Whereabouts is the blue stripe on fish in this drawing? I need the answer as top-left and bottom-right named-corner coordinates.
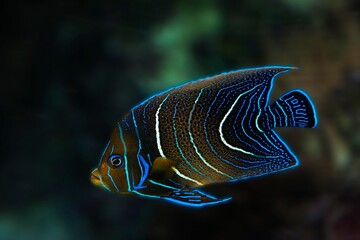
top-left (117, 122), bottom-right (132, 192)
top-left (149, 180), bottom-right (179, 190)
top-left (173, 102), bottom-right (216, 182)
top-left (189, 88), bottom-right (234, 179)
top-left (108, 166), bottom-right (119, 192)
top-left (132, 110), bottom-right (150, 188)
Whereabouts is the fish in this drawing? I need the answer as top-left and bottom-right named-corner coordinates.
top-left (90, 66), bottom-right (318, 207)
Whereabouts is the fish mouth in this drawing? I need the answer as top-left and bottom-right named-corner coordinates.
top-left (90, 168), bottom-right (102, 187)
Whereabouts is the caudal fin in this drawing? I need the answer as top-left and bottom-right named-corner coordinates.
top-left (266, 90), bottom-right (318, 129)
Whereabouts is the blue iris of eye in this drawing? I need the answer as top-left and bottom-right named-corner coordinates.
top-left (108, 154), bottom-right (124, 168)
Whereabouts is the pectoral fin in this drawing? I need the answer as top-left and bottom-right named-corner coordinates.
top-left (164, 188), bottom-right (232, 207)
top-left (150, 157), bottom-right (177, 181)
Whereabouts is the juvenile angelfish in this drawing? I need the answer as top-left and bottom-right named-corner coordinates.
top-left (90, 66), bottom-right (318, 207)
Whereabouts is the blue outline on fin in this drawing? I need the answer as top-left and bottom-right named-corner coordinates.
top-left (164, 195), bottom-right (232, 208)
top-left (130, 66), bottom-right (297, 111)
top-left (291, 89), bottom-right (318, 128)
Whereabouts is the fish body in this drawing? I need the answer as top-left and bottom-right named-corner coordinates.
top-left (90, 66), bottom-right (318, 207)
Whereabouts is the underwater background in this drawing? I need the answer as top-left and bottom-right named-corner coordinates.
top-left (2, 0), bottom-right (360, 239)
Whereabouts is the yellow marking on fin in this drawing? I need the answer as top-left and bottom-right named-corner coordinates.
top-left (151, 157), bottom-right (176, 180)
top-left (152, 157), bottom-right (176, 172)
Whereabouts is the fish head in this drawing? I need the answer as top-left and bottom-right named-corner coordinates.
top-left (90, 122), bottom-right (135, 194)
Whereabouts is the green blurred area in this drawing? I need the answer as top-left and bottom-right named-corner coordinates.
top-left (1, 0), bottom-right (360, 239)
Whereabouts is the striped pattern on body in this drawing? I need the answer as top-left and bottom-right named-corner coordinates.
top-left (126, 67), bottom-right (298, 187)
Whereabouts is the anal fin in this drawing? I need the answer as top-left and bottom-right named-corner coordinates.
top-left (134, 175), bottom-right (231, 207)
top-left (164, 188), bottom-right (232, 207)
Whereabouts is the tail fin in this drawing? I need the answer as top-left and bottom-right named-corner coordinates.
top-left (265, 90), bottom-right (318, 129)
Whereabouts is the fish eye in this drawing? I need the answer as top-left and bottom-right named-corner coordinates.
top-left (108, 154), bottom-right (124, 168)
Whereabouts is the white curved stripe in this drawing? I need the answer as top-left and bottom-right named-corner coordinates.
top-left (171, 166), bottom-right (203, 186)
top-left (255, 109), bottom-right (263, 132)
top-left (255, 86), bottom-right (267, 133)
top-left (188, 89), bottom-right (233, 179)
top-left (156, 94), bottom-right (170, 158)
top-left (219, 84), bottom-right (262, 156)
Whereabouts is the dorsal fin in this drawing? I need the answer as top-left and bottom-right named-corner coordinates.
top-left (225, 66), bottom-right (297, 83)
top-left (184, 66), bottom-right (297, 91)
